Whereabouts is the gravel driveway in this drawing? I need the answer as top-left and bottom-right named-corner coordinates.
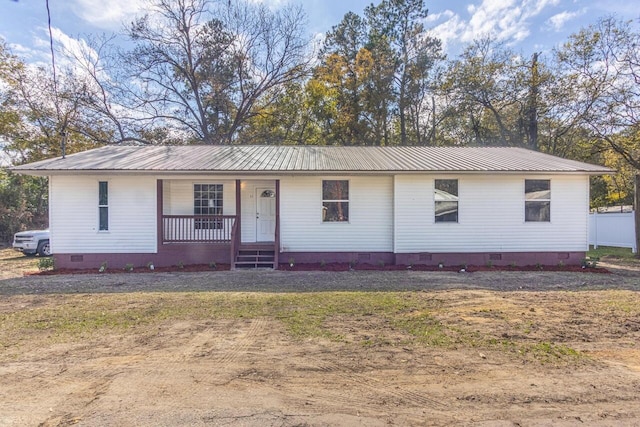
top-left (1, 264), bottom-right (638, 295)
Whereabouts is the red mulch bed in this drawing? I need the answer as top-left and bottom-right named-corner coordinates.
top-left (277, 263), bottom-right (610, 273)
top-left (30, 262), bottom-right (609, 275)
top-left (32, 264), bottom-right (231, 276)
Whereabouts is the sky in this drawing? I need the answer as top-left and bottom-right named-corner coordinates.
top-left (0, 0), bottom-right (638, 67)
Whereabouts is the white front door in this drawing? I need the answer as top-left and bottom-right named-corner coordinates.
top-left (256, 188), bottom-right (276, 242)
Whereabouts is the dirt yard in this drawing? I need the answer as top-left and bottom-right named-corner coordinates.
top-left (1, 248), bottom-right (639, 426)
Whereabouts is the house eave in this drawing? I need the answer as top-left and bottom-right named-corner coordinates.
top-left (10, 168), bottom-right (613, 177)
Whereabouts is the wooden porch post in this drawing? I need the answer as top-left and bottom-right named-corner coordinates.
top-left (157, 179), bottom-right (163, 250)
top-left (235, 179), bottom-right (241, 242)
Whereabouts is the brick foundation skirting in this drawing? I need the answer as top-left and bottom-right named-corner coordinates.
top-left (53, 248), bottom-right (586, 270)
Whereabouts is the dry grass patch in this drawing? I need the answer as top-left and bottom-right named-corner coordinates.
top-left (3, 290), bottom-right (638, 366)
top-left (0, 247), bottom-right (39, 279)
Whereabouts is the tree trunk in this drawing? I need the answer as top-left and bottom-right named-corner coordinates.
top-left (635, 174), bottom-right (640, 257)
top-left (399, 82), bottom-right (407, 145)
top-left (431, 95), bottom-right (436, 145)
top-left (527, 52), bottom-right (539, 151)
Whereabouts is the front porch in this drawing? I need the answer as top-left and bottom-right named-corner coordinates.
top-left (157, 179), bottom-right (280, 269)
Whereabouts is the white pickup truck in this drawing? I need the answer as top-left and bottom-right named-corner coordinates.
top-left (12, 229), bottom-right (51, 256)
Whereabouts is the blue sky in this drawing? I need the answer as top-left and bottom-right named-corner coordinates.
top-left (0, 0), bottom-right (638, 64)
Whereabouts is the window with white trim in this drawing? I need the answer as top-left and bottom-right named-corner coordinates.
top-left (98, 181), bottom-right (109, 231)
top-left (322, 180), bottom-right (349, 222)
top-left (434, 179), bottom-right (458, 223)
top-left (194, 184), bottom-right (223, 229)
top-left (525, 179), bottom-right (550, 222)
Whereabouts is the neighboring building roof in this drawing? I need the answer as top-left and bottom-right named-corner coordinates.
top-left (11, 145), bottom-right (612, 175)
top-left (591, 205), bottom-right (633, 213)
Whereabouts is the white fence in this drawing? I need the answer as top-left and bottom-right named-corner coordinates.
top-left (589, 211), bottom-right (637, 252)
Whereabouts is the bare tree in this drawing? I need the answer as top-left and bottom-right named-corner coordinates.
top-left (555, 16), bottom-right (640, 254)
top-left (222, 2), bottom-right (310, 141)
top-left (120, 0), bottom-right (309, 144)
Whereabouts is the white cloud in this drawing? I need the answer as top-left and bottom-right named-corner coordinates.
top-left (426, 0), bottom-right (562, 53)
top-left (428, 14), bottom-right (468, 52)
top-left (424, 10), bottom-right (455, 24)
top-left (51, 27), bottom-right (98, 64)
top-left (463, 0), bottom-right (560, 43)
top-left (546, 9), bottom-right (585, 31)
top-left (5, 42), bottom-right (41, 61)
top-left (71, 0), bottom-right (147, 30)
top-left (27, 26), bottom-right (102, 80)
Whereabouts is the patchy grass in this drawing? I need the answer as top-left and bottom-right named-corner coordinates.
top-left (524, 342), bottom-right (582, 364)
top-left (6, 290), bottom-right (633, 365)
top-left (0, 247), bottom-right (39, 279)
top-left (588, 245), bottom-right (637, 261)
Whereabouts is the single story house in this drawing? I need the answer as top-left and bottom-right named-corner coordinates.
top-left (11, 145), bottom-right (611, 269)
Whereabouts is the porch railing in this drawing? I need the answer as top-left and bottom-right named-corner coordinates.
top-left (162, 215), bottom-right (236, 243)
top-left (230, 217), bottom-right (239, 270)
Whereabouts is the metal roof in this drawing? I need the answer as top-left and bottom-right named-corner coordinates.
top-left (10, 145), bottom-right (612, 174)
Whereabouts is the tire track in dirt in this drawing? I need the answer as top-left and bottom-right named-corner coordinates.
top-left (298, 356), bottom-right (446, 409)
top-left (26, 366), bottom-right (122, 427)
top-left (173, 317), bottom-right (268, 364)
top-left (215, 318), bottom-right (267, 365)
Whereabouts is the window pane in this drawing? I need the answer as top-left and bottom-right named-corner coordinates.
top-left (525, 180), bottom-right (550, 200)
top-left (525, 201), bottom-right (550, 222)
top-left (323, 180), bottom-right (349, 200)
top-left (99, 181), bottom-right (108, 206)
top-left (435, 179), bottom-right (458, 198)
top-left (434, 179), bottom-right (458, 222)
top-left (435, 201), bottom-right (458, 223)
top-left (99, 206), bottom-right (109, 231)
top-left (322, 201), bottom-right (349, 222)
top-left (194, 184), bottom-right (223, 216)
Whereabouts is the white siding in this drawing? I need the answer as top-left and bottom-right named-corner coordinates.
top-left (50, 175), bottom-right (158, 253)
top-left (280, 176), bottom-right (394, 252)
top-left (163, 179), bottom-right (236, 216)
top-left (394, 174), bottom-right (589, 253)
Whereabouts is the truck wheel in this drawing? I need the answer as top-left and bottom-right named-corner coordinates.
top-left (37, 240), bottom-right (51, 257)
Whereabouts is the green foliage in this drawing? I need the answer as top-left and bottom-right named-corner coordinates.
top-left (37, 257), bottom-right (54, 271)
top-left (0, 169), bottom-right (48, 243)
top-left (309, 0), bottom-right (443, 146)
top-left (581, 257), bottom-right (599, 269)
